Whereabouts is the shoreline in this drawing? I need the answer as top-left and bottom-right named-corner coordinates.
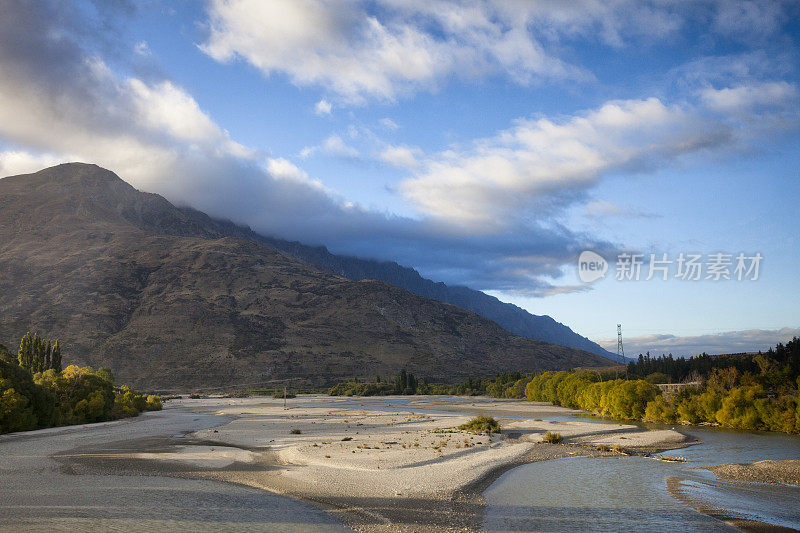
top-left (700, 459), bottom-right (800, 486)
top-left (51, 396), bottom-right (697, 531)
top-left (665, 476), bottom-right (799, 533)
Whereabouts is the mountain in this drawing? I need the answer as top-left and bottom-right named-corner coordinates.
top-left (128, 203), bottom-right (613, 359)
top-left (253, 240), bottom-right (615, 359)
top-left (0, 163), bottom-right (612, 391)
top-left (106, 182), bottom-right (613, 359)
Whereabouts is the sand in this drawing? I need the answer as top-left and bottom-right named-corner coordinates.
top-left (1, 395), bottom-right (698, 532)
top-left (0, 408), bottom-right (348, 532)
top-left (702, 459), bottom-right (800, 486)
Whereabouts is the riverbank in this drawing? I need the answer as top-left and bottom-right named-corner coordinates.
top-left (666, 476), bottom-right (799, 533)
top-left (701, 459), bottom-right (800, 486)
top-left (0, 407), bottom-right (349, 532)
top-left (50, 396), bottom-right (695, 531)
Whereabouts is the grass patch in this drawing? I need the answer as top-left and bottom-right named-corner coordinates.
top-left (594, 444), bottom-right (610, 452)
top-left (542, 431), bottom-right (563, 444)
top-left (459, 415), bottom-right (500, 435)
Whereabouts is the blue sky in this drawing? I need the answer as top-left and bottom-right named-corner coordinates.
top-left (0, 0), bottom-right (798, 356)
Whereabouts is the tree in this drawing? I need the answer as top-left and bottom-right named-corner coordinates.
top-left (32, 333), bottom-right (43, 373)
top-left (17, 332), bottom-right (32, 370)
top-left (51, 340), bottom-right (62, 372)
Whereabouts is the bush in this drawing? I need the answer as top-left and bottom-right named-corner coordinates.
top-left (542, 431), bottom-right (563, 444)
top-left (459, 415), bottom-right (500, 434)
top-left (645, 372), bottom-right (670, 384)
top-left (525, 372), bottom-right (659, 420)
top-left (1, 338), bottom-right (162, 434)
top-left (329, 381), bottom-right (394, 396)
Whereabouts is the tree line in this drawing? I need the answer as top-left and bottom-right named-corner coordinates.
top-left (17, 331), bottom-right (62, 373)
top-left (326, 338), bottom-right (800, 434)
top-left (1, 333), bottom-right (161, 434)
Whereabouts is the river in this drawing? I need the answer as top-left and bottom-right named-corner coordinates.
top-left (483, 417), bottom-right (800, 532)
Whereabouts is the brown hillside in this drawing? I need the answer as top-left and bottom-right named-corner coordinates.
top-left (0, 163), bottom-right (611, 391)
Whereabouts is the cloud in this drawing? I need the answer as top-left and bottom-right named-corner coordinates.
top-left (198, 1), bottom-right (799, 104)
top-left (134, 41), bottom-right (151, 56)
top-left (1, 0), bottom-right (797, 299)
top-left (596, 327), bottom-right (800, 357)
top-left (699, 81), bottom-right (799, 115)
top-left (199, 0), bottom-right (596, 103)
top-left (399, 98), bottom-right (730, 227)
top-left (379, 145), bottom-right (421, 168)
top-left (396, 77), bottom-right (800, 229)
top-left (583, 200), bottom-right (658, 219)
top-left (0, 0), bottom-right (617, 294)
top-left (0, 150), bottom-right (68, 177)
top-left (504, 284), bottom-right (595, 298)
top-left (380, 118), bottom-right (399, 130)
top-left (322, 134), bottom-right (359, 158)
top-left (711, 0), bottom-right (791, 42)
top-left (314, 99), bottom-right (332, 115)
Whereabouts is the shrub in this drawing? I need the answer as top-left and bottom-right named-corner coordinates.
top-left (542, 431), bottom-right (563, 444)
top-left (459, 415), bottom-right (500, 434)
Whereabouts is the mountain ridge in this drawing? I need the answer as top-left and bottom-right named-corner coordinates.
top-left (0, 163), bottom-right (613, 390)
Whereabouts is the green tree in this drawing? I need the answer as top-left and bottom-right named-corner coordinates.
top-left (51, 340), bottom-right (62, 372)
top-left (17, 332), bottom-right (32, 370)
top-left (44, 341), bottom-right (52, 371)
top-left (32, 333), bottom-right (43, 373)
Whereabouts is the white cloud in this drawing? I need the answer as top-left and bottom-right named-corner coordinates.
top-left (314, 99), bottom-right (332, 115)
top-left (399, 97), bottom-right (727, 227)
top-left (0, 150), bottom-right (67, 177)
top-left (134, 41), bottom-right (151, 56)
top-left (379, 145), bottom-right (421, 168)
top-left (199, 0), bottom-right (595, 103)
top-left (596, 327), bottom-right (800, 357)
top-left (322, 134), bottom-right (359, 158)
top-left (711, 0), bottom-right (788, 42)
top-left (128, 79), bottom-right (249, 153)
top-left (1, 0), bottom-right (797, 297)
top-left (265, 157), bottom-right (330, 193)
top-left (380, 118), bottom-right (399, 130)
top-left (700, 81), bottom-right (799, 114)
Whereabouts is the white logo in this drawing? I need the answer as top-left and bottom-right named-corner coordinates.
top-left (578, 250), bottom-right (607, 283)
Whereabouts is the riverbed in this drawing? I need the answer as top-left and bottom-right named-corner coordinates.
top-left (482, 415), bottom-right (800, 532)
top-left (1, 395), bottom-right (797, 532)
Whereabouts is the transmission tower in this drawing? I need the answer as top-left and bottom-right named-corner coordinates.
top-left (617, 324), bottom-right (628, 379)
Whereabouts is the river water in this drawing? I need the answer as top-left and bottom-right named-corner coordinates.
top-left (483, 420), bottom-right (800, 532)
top-left (326, 396), bottom-right (800, 530)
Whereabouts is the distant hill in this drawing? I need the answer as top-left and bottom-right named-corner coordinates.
top-left (0, 163), bottom-right (613, 391)
top-left (110, 181), bottom-right (614, 360)
top-left (138, 204), bottom-right (613, 359)
top-left (254, 239), bottom-right (615, 359)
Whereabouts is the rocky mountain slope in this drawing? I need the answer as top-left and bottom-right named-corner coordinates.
top-left (256, 239), bottom-right (615, 358)
top-left (140, 199), bottom-right (612, 359)
top-left (0, 163), bottom-right (612, 390)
